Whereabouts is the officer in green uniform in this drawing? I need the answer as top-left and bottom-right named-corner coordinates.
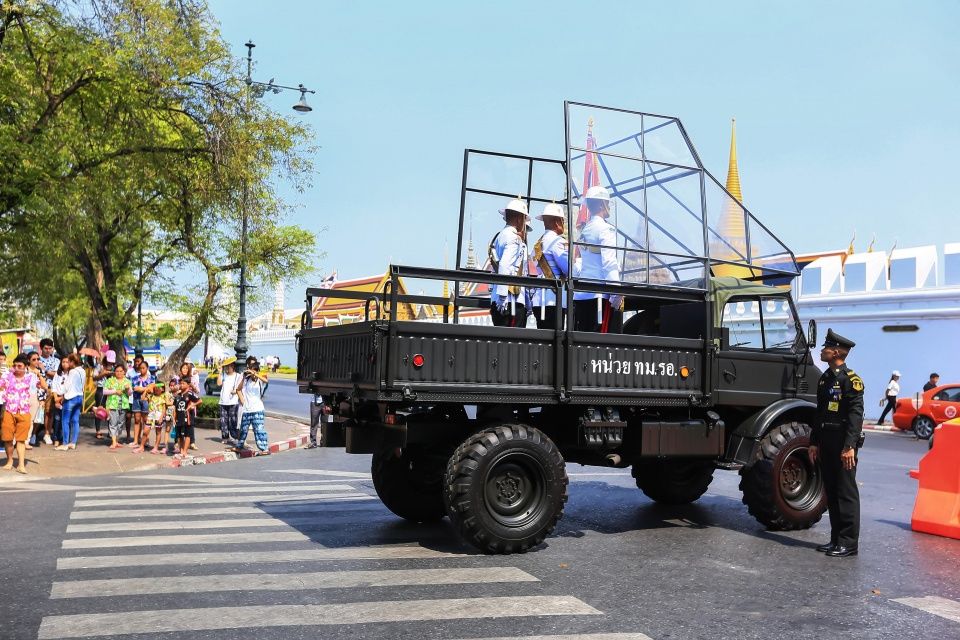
top-left (809, 329), bottom-right (864, 557)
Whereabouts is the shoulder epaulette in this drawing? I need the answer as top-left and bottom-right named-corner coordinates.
top-left (846, 370), bottom-right (864, 392)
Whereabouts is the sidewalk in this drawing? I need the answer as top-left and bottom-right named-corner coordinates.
top-left (0, 415), bottom-right (310, 481)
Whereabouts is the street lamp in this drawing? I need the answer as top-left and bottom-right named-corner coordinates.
top-left (234, 40), bottom-right (315, 373)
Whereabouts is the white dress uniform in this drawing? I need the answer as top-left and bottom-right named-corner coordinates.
top-left (574, 214), bottom-right (620, 300)
top-left (532, 230), bottom-right (571, 309)
top-left (489, 224), bottom-right (528, 311)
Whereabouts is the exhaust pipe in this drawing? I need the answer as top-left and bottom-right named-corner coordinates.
top-left (605, 453), bottom-right (622, 466)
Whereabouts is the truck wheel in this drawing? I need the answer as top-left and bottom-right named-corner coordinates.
top-left (912, 416), bottom-right (935, 440)
top-left (444, 423), bottom-right (568, 554)
top-left (371, 446), bottom-right (446, 523)
top-left (632, 459), bottom-right (714, 505)
top-left (739, 421), bottom-right (826, 530)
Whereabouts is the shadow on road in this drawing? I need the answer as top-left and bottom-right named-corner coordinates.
top-left (255, 498), bottom-right (475, 554)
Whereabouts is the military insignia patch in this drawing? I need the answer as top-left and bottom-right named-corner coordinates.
top-left (850, 375), bottom-right (864, 392)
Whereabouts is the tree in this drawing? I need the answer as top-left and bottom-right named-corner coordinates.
top-left (0, 0), bottom-right (318, 367)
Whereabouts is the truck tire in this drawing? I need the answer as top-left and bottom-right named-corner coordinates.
top-left (739, 420), bottom-right (826, 530)
top-left (632, 459), bottom-right (714, 505)
top-left (444, 423), bottom-right (568, 554)
top-left (371, 446), bottom-right (446, 523)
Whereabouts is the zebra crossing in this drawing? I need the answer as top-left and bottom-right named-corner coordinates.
top-left (40, 470), bottom-right (637, 640)
top-left (34, 468), bottom-right (960, 639)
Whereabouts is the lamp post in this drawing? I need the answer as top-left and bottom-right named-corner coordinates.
top-left (135, 219), bottom-right (145, 359)
top-left (234, 40), bottom-right (315, 373)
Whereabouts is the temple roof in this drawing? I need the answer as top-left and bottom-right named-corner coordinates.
top-left (310, 270), bottom-right (440, 325)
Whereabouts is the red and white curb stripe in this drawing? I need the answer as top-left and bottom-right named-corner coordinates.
top-left (170, 434), bottom-right (310, 468)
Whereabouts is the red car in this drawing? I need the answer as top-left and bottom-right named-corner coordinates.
top-left (893, 384), bottom-right (960, 439)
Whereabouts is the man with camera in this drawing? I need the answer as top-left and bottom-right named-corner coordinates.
top-left (234, 356), bottom-right (270, 454)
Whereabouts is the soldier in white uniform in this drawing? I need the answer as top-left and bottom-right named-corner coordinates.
top-left (573, 185), bottom-right (623, 333)
top-left (488, 197), bottom-right (530, 327)
top-left (532, 203), bottom-right (578, 329)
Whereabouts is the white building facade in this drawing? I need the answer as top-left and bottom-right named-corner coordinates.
top-left (794, 243), bottom-right (960, 418)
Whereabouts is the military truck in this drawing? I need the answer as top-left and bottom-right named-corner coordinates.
top-left (297, 102), bottom-right (825, 554)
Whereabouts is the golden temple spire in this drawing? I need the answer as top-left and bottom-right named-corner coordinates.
top-left (711, 118), bottom-right (750, 278)
top-left (725, 118), bottom-right (743, 204)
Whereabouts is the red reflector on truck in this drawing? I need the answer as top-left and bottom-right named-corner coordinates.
top-left (412, 354), bottom-right (425, 368)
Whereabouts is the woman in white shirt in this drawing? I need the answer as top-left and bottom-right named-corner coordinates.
top-left (234, 356), bottom-right (269, 453)
top-left (217, 358), bottom-right (241, 444)
top-left (55, 353), bottom-right (87, 450)
top-left (877, 370), bottom-right (900, 426)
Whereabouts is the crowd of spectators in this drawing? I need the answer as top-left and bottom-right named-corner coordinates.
top-left (0, 340), bottom-right (275, 473)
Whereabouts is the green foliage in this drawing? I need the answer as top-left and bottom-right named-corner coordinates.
top-left (155, 323), bottom-right (177, 340)
top-left (195, 395), bottom-right (220, 418)
top-left (0, 0), bottom-right (318, 367)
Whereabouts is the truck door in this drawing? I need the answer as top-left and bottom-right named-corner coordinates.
top-left (715, 295), bottom-right (806, 407)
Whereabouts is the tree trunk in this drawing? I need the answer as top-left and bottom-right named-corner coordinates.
top-left (86, 314), bottom-right (104, 352)
top-left (158, 276), bottom-right (219, 382)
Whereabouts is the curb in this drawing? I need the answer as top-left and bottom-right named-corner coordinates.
top-left (265, 410), bottom-right (309, 426)
top-left (863, 423), bottom-right (896, 432)
top-left (169, 433), bottom-right (310, 468)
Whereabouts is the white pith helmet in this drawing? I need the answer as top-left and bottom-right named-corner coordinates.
top-left (499, 197), bottom-right (530, 220)
top-left (583, 185), bottom-right (611, 201)
top-left (536, 203), bottom-right (565, 221)
top-left (892, 370), bottom-right (901, 377)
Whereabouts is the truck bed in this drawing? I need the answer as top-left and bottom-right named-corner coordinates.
top-left (297, 321), bottom-right (706, 406)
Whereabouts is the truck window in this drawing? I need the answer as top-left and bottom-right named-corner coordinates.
top-left (760, 297), bottom-right (800, 351)
top-left (721, 296), bottom-right (799, 350)
top-left (721, 299), bottom-right (763, 349)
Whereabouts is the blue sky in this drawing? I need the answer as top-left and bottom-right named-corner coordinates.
top-left (207, 0), bottom-right (959, 299)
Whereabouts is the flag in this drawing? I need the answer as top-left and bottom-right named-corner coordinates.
top-left (318, 271), bottom-right (337, 289)
top-left (576, 119), bottom-right (601, 229)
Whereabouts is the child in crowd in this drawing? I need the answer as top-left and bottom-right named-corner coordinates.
top-left (49, 364), bottom-right (65, 446)
top-left (130, 360), bottom-right (154, 449)
top-left (102, 363), bottom-right (132, 450)
top-left (141, 381), bottom-right (171, 454)
top-left (171, 378), bottom-right (199, 460)
top-left (165, 376), bottom-right (178, 453)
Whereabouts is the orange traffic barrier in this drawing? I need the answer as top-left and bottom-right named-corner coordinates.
top-left (909, 418), bottom-right (960, 540)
